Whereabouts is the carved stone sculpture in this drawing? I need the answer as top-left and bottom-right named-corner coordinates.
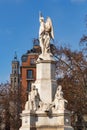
top-left (25, 84), bottom-right (40, 111)
top-left (20, 13), bottom-right (74, 130)
top-left (38, 85), bottom-right (68, 112)
top-left (53, 85), bottom-right (68, 110)
top-left (39, 13), bottom-right (54, 59)
top-left (30, 85), bottom-right (40, 111)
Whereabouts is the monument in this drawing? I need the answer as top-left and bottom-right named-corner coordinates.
top-left (19, 13), bottom-right (74, 130)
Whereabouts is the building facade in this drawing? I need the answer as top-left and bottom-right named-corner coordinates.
top-left (10, 54), bottom-right (20, 91)
top-left (20, 44), bottom-right (40, 93)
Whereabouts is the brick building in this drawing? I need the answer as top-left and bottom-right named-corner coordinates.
top-left (20, 44), bottom-right (40, 92)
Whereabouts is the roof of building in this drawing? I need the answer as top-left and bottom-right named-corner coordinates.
top-left (21, 44), bottom-right (41, 62)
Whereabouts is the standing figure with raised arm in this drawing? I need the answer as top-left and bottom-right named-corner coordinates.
top-left (39, 12), bottom-right (54, 59)
top-left (39, 13), bottom-right (45, 56)
top-left (54, 85), bottom-right (68, 110)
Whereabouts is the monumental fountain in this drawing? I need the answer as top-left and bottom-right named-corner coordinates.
top-left (19, 13), bottom-right (74, 130)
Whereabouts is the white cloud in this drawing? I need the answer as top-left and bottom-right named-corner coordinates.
top-left (51, 0), bottom-right (60, 3)
top-left (0, 0), bottom-right (24, 4)
top-left (71, 0), bottom-right (86, 3)
top-left (51, 0), bottom-right (87, 3)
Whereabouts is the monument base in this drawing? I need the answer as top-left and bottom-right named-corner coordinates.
top-left (35, 59), bottom-right (57, 103)
top-left (19, 110), bottom-right (74, 130)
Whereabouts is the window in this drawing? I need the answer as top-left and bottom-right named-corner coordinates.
top-left (14, 77), bottom-right (16, 82)
top-left (14, 70), bottom-right (16, 74)
top-left (27, 70), bottom-right (33, 79)
top-left (30, 58), bottom-right (35, 65)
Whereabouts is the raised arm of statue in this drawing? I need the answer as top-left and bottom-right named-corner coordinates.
top-left (39, 13), bottom-right (45, 37)
top-left (38, 13), bottom-right (54, 60)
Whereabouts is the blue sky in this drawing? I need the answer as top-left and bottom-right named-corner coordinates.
top-left (0, 0), bottom-right (87, 83)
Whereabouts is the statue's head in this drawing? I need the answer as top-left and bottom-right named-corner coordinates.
top-left (57, 85), bottom-right (62, 91)
top-left (40, 16), bottom-right (44, 23)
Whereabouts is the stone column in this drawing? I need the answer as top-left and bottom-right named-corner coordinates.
top-left (35, 60), bottom-right (57, 103)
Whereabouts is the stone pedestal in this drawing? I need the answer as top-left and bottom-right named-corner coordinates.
top-left (35, 60), bottom-right (57, 103)
top-left (19, 109), bottom-right (73, 130)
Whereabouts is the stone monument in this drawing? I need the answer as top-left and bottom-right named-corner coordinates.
top-left (19, 13), bottom-right (74, 130)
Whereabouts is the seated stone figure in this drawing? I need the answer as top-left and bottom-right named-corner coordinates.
top-left (25, 84), bottom-right (40, 111)
top-left (40, 85), bottom-right (68, 112)
top-left (30, 85), bottom-right (40, 111)
top-left (53, 85), bottom-right (68, 111)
